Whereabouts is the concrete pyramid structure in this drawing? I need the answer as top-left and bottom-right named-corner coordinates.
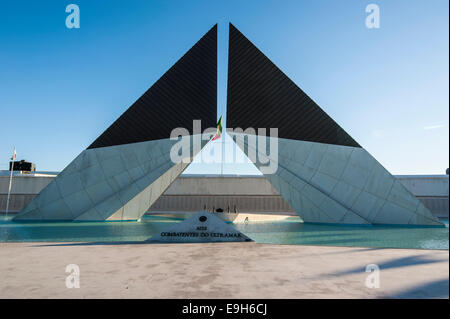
top-left (14, 23), bottom-right (442, 226)
top-left (226, 24), bottom-right (442, 226)
top-left (14, 25), bottom-right (218, 221)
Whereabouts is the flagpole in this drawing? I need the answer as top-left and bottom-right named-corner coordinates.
top-left (5, 148), bottom-right (16, 219)
top-left (221, 132), bottom-right (224, 175)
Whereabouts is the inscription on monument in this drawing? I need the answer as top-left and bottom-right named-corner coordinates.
top-left (147, 211), bottom-right (253, 243)
top-left (160, 231), bottom-right (244, 238)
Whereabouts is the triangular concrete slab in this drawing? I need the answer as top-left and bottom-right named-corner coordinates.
top-left (225, 24), bottom-right (442, 226)
top-left (227, 23), bottom-right (359, 147)
top-left (147, 211), bottom-right (253, 243)
top-left (88, 24), bottom-right (217, 148)
top-left (14, 24), bottom-right (218, 221)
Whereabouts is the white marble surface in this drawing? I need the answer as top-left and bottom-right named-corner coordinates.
top-left (147, 211), bottom-right (253, 243)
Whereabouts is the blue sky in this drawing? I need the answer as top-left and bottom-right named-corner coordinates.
top-left (0, 0), bottom-right (448, 175)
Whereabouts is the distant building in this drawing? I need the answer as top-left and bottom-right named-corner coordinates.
top-left (9, 160), bottom-right (35, 172)
top-left (1, 172), bottom-right (448, 219)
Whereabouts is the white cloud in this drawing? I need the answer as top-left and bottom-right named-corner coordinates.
top-left (423, 124), bottom-right (444, 130)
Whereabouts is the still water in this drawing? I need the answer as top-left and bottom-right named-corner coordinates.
top-left (0, 215), bottom-right (448, 250)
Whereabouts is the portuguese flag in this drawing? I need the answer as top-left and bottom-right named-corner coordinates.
top-left (212, 116), bottom-right (223, 141)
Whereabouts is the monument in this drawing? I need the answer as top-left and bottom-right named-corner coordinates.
top-left (147, 211), bottom-right (253, 243)
top-left (226, 23), bottom-right (441, 226)
top-left (13, 23), bottom-right (442, 226)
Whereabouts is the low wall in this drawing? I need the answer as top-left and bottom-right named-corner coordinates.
top-left (0, 173), bottom-right (54, 213)
top-left (1, 173), bottom-right (448, 217)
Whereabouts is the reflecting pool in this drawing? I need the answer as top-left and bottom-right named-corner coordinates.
top-left (0, 215), bottom-right (448, 250)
